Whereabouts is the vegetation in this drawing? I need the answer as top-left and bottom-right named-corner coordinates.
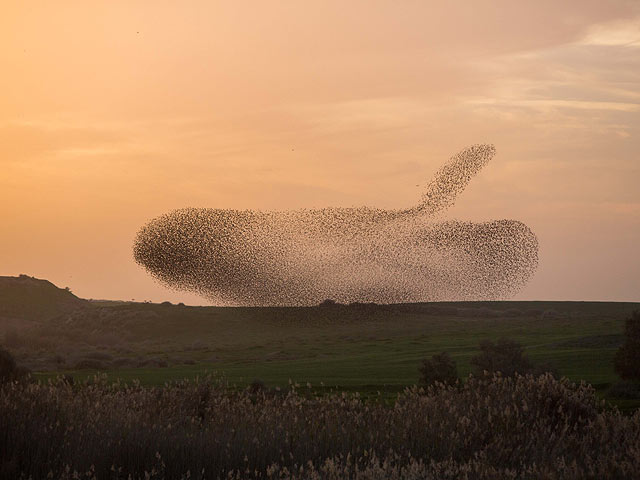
top-left (0, 347), bottom-right (18, 382)
top-left (614, 310), bottom-right (640, 381)
top-left (2, 276), bottom-right (640, 476)
top-left (609, 381), bottom-right (640, 400)
top-left (10, 300), bottom-right (636, 388)
top-left (1, 275), bottom-right (639, 408)
top-left (0, 346), bottom-right (28, 383)
top-left (418, 351), bottom-right (457, 386)
top-left (2, 373), bottom-right (639, 479)
top-left (470, 338), bottom-right (544, 377)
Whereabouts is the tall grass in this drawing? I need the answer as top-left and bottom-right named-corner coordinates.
top-left (1, 374), bottom-right (639, 479)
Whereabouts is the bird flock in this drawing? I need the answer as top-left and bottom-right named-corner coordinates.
top-left (134, 144), bottom-right (538, 305)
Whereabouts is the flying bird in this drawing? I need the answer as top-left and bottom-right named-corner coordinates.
top-left (134, 144), bottom-right (538, 305)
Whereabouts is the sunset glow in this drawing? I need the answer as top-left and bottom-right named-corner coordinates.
top-left (1, 1), bottom-right (638, 303)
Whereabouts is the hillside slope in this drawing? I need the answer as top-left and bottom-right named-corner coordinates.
top-left (0, 275), bottom-right (89, 322)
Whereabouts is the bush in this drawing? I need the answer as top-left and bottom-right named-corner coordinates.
top-left (0, 347), bottom-right (28, 382)
top-left (147, 358), bottom-right (169, 368)
top-left (135, 358), bottom-right (149, 367)
top-left (112, 357), bottom-right (135, 368)
top-left (470, 338), bottom-right (534, 377)
top-left (249, 378), bottom-right (267, 393)
top-left (0, 347), bottom-right (18, 382)
top-left (73, 358), bottom-right (108, 370)
top-left (50, 353), bottom-right (66, 367)
top-left (319, 298), bottom-right (338, 307)
top-left (614, 310), bottom-right (640, 381)
top-left (609, 381), bottom-right (640, 399)
top-left (419, 352), bottom-right (457, 386)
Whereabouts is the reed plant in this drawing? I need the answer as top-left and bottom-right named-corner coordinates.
top-left (1, 373), bottom-right (638, 479)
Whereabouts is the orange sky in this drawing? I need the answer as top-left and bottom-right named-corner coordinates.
top-left (1, 1), bottom-right (639, 303)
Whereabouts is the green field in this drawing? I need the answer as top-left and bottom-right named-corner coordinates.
top-left (19, 300), bottom-right (637, 409)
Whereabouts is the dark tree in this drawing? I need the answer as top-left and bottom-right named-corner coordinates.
top-left (319, 299), bottom-right (338, 307)
top-left (419, 352), bottom-right (458, 386)
top-left (470, 338), bottom-right (534, 377)
top-left (248, 378), bottom-right (267, 394)
top-left (614, 310), bottom-right (640, 381)
top-left (0, 347), bottom-right (24, 383)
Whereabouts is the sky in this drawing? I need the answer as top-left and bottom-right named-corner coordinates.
top-left (1, 1), bottom-right (638, 304)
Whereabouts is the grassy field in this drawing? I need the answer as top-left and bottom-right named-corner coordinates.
top-left (20, 300), bottom-right (637, 409)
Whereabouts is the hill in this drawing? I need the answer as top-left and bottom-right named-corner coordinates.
top-left (0, 274), bottom-right (89, 323)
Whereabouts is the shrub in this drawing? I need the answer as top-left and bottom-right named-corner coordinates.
top-left (609, 381), bottom-right (640, 399)
top-left (147, 358), bottom-right (169, 368)
top-left (319, 298), bottom-right (338, 307)
top-left (73, 358), bottom-right (108, 370)
top-left (0, 347), bottom-right (28, 382)
top-left (249, 378), bottom-right (267, 393)
top-left (112, 357), bottom-right (135, 368)
top-left (50, 353), bottom-right (66, 367)
top-left (470, 338), bottom-right (534, 377)
top-left (0, 347), bottom-right (18, 382)
top-left (135, 358), bottom-right (149, 367)
top-left (614, 310), bottom-right (640, 381)
top-left (418, 352), bottom-right (457, 386)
